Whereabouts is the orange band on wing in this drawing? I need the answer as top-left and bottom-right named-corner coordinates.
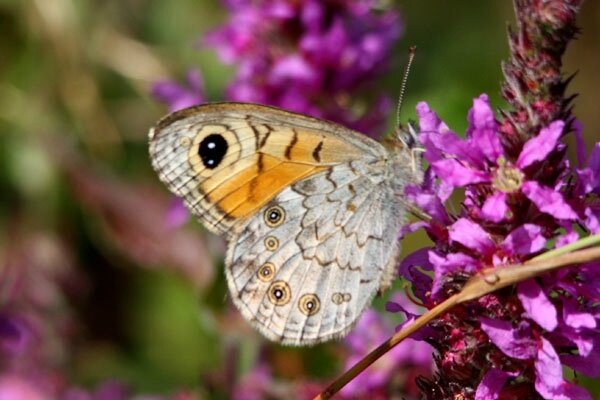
top-left (208, 154), bottom-right (325, 218)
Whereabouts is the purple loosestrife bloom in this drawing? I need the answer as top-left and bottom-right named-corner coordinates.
top-left (398, 96), bottom-right (600, 399)
top-left (204, 0), bottom-right (402, 137)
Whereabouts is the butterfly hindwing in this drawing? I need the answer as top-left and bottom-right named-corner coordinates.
top-left (225, 161), bottom-right (405, 345)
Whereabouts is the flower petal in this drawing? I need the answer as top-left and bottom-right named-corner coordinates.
top-left (481, 192), bottom-right (508, 223)
top-left (521, 181), bottom-right (578, 220)
top-left (398, 248), bottom-right (432, 303)
top-left (269, 54), bottom-right (318, 85)
top-left (583, 207), bottom-right (600, 234)
top-left (534, 338), bottom-right (592, 400)
top-left (480, 318), bottom-right (537, 359)
top-left (475, 369), bottom-right (515, 400)
top-left (588, 142), bottom-right (600, 194)
top-left (534, 337), bottom-right (563, 395)
top-left (432, 159), bottom-right (491, 187)
top-left (430, 251), bottom-right (479, 295)
top-left (517, 120), bottom-right (564, 168)
top-left (517, 279), bottom-right (557, 331)
top-left (416, 101), bottom-right (450, 134)
top-left (562, 346), bottom-right (600, 377)
top-left (466, 94), bottom-right (504, 162)
top-left (555, 225), bottom-right (579, 248)
top-left (420, 131), bottom-right (486, 167)
top-left (501, 224), bottom-right (546, 255)
top-left (404, 184), bottom-right (451, 224)
top-left (562, 298), bottom-right (596, 329)
top-left (448, 218), bottom-right (494, 252)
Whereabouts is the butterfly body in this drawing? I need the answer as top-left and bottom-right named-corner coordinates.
top-left (149, 102), bottom-right (421, 345)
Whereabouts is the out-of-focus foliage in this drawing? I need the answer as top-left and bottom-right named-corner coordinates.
top-left (1, 0), bottom-right (599, 398)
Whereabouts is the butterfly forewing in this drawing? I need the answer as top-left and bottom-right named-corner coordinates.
top-left (149, 103), bottom-right (384, 238)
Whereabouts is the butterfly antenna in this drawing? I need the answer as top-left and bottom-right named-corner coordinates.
top-left (395, 46), bottom-right (417, 129)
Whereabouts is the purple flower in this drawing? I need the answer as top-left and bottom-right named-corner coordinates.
top-left (419, 96), bottom-right (577, 223)
top-left (203, 0), bottom-right (402, 136)
top-left (397, 95), bottom-right (600, 398)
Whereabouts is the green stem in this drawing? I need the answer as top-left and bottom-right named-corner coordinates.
top-left (533, 233), bottom-right (600, 261)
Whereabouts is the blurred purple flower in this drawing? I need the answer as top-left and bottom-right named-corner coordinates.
top-left (0, 375), bottom-right (46, 400)
top-left (232, 364), bottom-right (272, 400)
top-left (165, 198), bottom-right (190, 229)
top-left (398, 95), bottom-right (600, 399)
top-left (0, 232), bottom-right (86, 399)
top-left (152, 69), bottom-right (205, 112)
top-left (341, 296), bottom-right (432, 398)
top-left (203, 0), bottom-right (402, 137)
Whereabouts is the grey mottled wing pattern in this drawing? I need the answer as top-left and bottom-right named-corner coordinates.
top-left (225, 160), bottom-right (406, 345)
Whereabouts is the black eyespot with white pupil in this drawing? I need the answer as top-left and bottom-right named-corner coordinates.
top-left (199, 134), bottom-right (228, 169)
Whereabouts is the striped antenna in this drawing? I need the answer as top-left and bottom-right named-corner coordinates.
top-left (396, 46), bottom-right (417, 128)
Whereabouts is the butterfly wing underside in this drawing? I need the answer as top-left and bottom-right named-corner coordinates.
top-left (149, 102), bottom-right (408, 345)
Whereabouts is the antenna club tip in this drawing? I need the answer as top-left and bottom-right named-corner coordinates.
top-left (408, 45), bottom-right (417, 55)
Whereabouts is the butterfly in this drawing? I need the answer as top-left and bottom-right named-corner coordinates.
top-left (148, 102), bottom-right (422, 345)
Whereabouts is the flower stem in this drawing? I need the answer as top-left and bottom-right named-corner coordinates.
top-left (314, 243), bottom-right (600, 400)
top-left (533, 233), bottom-right (600, 261)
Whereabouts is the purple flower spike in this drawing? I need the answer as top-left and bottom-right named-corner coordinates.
top-left (150, 1), bottom-right (401, 236)
top-left (398, 88), bottom-right (599, 398)
top-left (202, 0), bottom-right (403, 136)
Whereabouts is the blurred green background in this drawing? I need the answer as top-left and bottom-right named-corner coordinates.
top-left (1, 0), bottom-right (599, 398)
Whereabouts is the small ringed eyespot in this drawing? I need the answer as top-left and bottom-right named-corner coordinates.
top-left (267, 281), bottom-right (291, 306)
top-left (298, 293), bottom-right (320, 316)
top-left (332, 293), bottom-right (343, 305)
top-left (264, 205), bottom-right (285, 227)
top-left (257, 263), bottom-right (276, 282)
top-left (264, 236), bottom-right (279, 251)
